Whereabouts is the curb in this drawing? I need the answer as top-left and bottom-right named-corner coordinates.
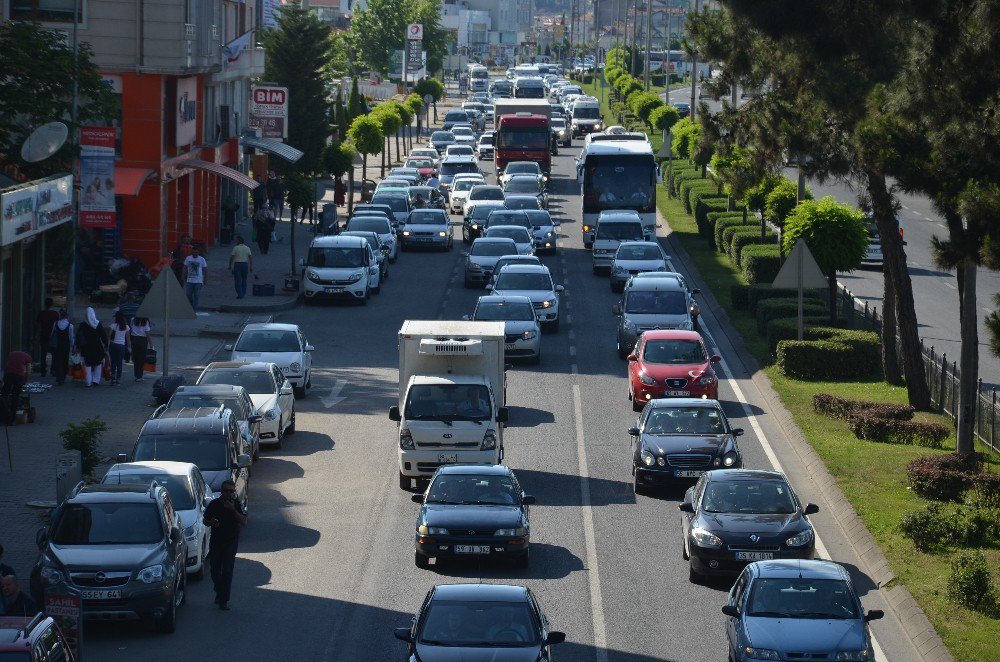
top-left (657, 209), bottom-right (952, 662)
top-left (214, 292), bottom-right (302, 314)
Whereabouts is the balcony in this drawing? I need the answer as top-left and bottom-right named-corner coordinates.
top-left (212, 47), bottom-right (266, 83)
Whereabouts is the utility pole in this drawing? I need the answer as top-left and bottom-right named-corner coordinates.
top-left (689, 0), bottom-right (699, 122)
top-left (67, 0), bottom-right (81, 319)
top-left (629, 0), bottom-right (638, 74)
top-left (664, 9), bottom-right (671, 103)
top-left (614, 0), bottom-right (622, 52)
top-left (643, 0), bottom-right (652, 90)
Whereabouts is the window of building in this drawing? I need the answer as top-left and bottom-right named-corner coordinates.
top-left (9, 0), bottom-right (83, 23)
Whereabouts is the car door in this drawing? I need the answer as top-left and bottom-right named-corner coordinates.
top-left (298, 330), bottom-right (312, 381)
top-left (273, 366), bottom-right (294, 429)
top-left (727, 568), bottom-right (750, 655)
top-left (229, 416), bottom-right (250, 499)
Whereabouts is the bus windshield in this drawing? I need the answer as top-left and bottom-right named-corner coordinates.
top-left (583, 154), bottom-right (655, 213)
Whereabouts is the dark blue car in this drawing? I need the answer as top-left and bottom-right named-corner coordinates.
top-left (411, 465), bottom-right (534, 568)
top-left (394, 583), bottom-right (566, 661)
top-left (722, 559), bottom-right (883, 661)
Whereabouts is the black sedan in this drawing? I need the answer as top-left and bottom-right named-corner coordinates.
top-left (679, 470), bottom-right (819, 581)
top-left (629, 398), bottom-right (743, 495)
top-left (412, 465), bottom-right (534, 569)
top-left (394, 583), bottom-right (566, 661)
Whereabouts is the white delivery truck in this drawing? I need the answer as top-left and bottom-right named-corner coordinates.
top-left (389, 320), bottom-right (509, 490)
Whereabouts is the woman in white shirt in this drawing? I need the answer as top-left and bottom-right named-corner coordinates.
top-left (129, 316), bottom-right (152, 382)
top-left (106, 312), bottom-right (131, 385)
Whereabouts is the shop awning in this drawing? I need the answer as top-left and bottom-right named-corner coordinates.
top-left (240, 136), bottom-right (304, 163)
top-left (114, 168), bottom-right (155, 196)
top-left (181, 160), bottom-right (258, 190)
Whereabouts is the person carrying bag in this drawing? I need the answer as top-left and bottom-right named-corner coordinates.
top-left (130, 316), bottom-right (152, 381)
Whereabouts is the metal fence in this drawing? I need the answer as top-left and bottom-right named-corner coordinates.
top-left (834, 284), bottom-right (999, 455)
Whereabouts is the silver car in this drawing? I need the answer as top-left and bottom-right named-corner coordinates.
top-left (483, 225), bottom-right (535, 256)
top-left (612, 277), bottom-right (694, 358)
top-left (610, 241), bottom-right (668, 292)
top-left (524, 210), bottom-right (560, 254)
top-left (489, 263), bottom-right (564, 333)
top-left (466, 295), bottom-right (541, 363)
top-left (463, 237), bottom-right (519, 288)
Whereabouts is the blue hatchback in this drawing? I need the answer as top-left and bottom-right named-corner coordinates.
top-left (722, 560), bottom-right (883, 662)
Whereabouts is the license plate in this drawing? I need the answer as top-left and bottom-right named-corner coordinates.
top-left (736, 552), bottom-right (774, 561)
top-left (455, 545), bottom-right (491, 554)
top-left (82, 589), bottom-right (121, 600)
top-left (665, 390), bottom-right (690, 397)
top-left (416, 238), bottom-right (432, 242)
top-left (324, 287), bottom-right (344, 293)
top-left (438, 453), bottom-right (458, 463)
top-left (504, 343), bottom-right (516, 350)
top-left (674, 470), bottom-right (705, 478)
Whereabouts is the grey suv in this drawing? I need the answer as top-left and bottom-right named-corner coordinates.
top-left (613, 277), bottom-right (694, 358)
top-left (32, 482), bottom-right (187, 633)
top-left (163, 385), bottom-right (262, 461)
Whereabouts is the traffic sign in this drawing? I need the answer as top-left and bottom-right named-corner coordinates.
top-left (771, 239), bottom-right (828, 341)
top-left (407, 23), bottom-right (423, 40)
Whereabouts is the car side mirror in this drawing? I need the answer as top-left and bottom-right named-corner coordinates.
top-left (612, 304), bottom-right (622, 315)
top-left (235, 453), bottom-right (251, 468)
top-left (521, 495), bottom-right (536, 505)
top-left (627, 426), bottom-right (640, 436)
top-left (389, 406), bottom-right (401, 422)
top-left (393, 627), bottom-right (414, 643)
top-left (721, 605), bottom-right (740, 618)
top-left (36, 527), bottom-right (47, 550)
top-left (865, 609), bottom-right (884, 622)
top-left (803, 503), bottom-right (820, 515)
top-left (280, 385), bottom-right (293, 396)
top-left (731, 428), bottom-right (744, 437)
top-left (555, 285), bottom-right (565, 292)
top-left (305, 343), bottom-right (315, 352)
top-left (678, 502), bottom-right (695, 513)
top-left (249, 414), bottom-right (263, 424)
top-left (627, 354), bottom-right (637, 362)
top-left (224, 344), bottom-right (233, 351)
top-left (545, 631), bottom-right (566, 646)
top-left (411, 493), bottom-right (424, 503)
top-left (711, 355), bottom-right (721, 363)
top-left (496, 406), bottom-right (509, 423)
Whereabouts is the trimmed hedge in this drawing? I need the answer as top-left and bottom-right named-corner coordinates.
top-left (731, 284), bottom-right (750, 309)
top-left (715, 216), bottom-right (756, 253)
top-left (849, 416), bottom-right (950, 448)
top-left (756, 299), bottom-right (828, 336)
top-left (748, 284), bottom-right (824, 313)
top-left (775, 329), bottom-right (881, 380)
top-left (667, 163), bottom-right (698, 193)
top-left (672, 169), bottom-right (703, 197)
top-left (765, 317), bottom-right (842, 354)
top-left (706, 211), bottom-right (745, 249)
top-left (740, 244), bottom-right (782, 284)
top-left (812, 394), bottom-right (915, 422)
top-left (729, 228), bottom-right (777, 266)
top-left (907, 453), bottom-right (985, 502)
top-left (682, 180), bottom-right (717, 214)
top-left (688, 186), bottom-right (721, 215)
top-left (721, 223), bottom-right (758, 258)
top-left (694, 197), bottom-right (730, 238)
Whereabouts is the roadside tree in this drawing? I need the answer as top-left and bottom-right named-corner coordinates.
top-left (348, 115), bottom-right (383, 185)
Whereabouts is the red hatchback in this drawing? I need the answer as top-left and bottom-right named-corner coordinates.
top-left (627, 330), bottom-right (720, 411)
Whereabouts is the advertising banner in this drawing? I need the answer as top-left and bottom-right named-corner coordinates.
top-left (1, 174), bottom-right (73, 246)
top-left (79, 126), bottom-right (117, 228)
top-left (249, 85), bottom-right (289, 140)
top-left (175, 77), bottom-right (198, 147)
top-left (44, 592), bottom-right (83, 659)
top-left (406, 39), bottom-right (423, 74)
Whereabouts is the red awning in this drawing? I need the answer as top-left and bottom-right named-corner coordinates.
top-left (114, 167), bottom-right (155, 196)
top-left (181, 159), bottom-right (258, 190)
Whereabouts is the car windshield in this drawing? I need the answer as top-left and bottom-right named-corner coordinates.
top-left (618, 245), bottom-right (661, 261)
top-left (51, 503), bottom-right (163, 545)
top-left (409, 211), bottom-right (447, 225)
top-left (624, 289), bottom-right (686, 315)
top-left (168, 394), bottom-right (245, 419)
top-left (404, 384), bottom-right (492, 422)
top-left (199, 369), bottom-right (276, 395)
top-left (574, 106), bottom-right (601, 119)
top-left (426, 474), bottom-right (520, 506)
top-left (644, 406), bottom-right (725, 435)
top-left (702, 479), bottom-right (798, 515)
top-left (445, 112), bottom-right (468, 122)
top-left (307, 246), bottom-right (366, 268)
top-left (597, 223), bottom-right (644, 241)
top-left (551, 119), bottom-right (566, 128)
top-left (495, 272), bottom-right (551, 290)
top-left (432, 132), bottom-right (455, 142)
top-left (487, 228), bottom-right (531, 243)
top-left (471, 187), bottom-right (504, 201)
top-left (235, 330), bottom-right (300, 353)
top-left (453, 180), bottom-right (477, 192)
top-left (103, 474), bottom-right (196, 510)
top-left (441, 162), bottom-right (479, 176)
top-left (488, 212), bottom-right (530, 228)
top-left (478, 136), bottom-right (492, 145)
top-left (418, 600), bottom-right (539, 647)
top-left (747, 578), bottom-right (860, 620)
top-left (523, 211), bottom-right (552, 228)
top-left (453, 128), bottom-right (474, 138)
top-left (642, 339), bottom-right (707, 364)
top-left (370, 196), bottom-right (407, 213)
top-left (133, 435), bottom-right (230, 472)
top-left (506, 163), bottom-right (540, 176)
top-left (505, 179), bottom-right (540, 194)
top-left (476, 301), bottom-right (536, 321)
top-left (472, 241), bottom-right (517, 257)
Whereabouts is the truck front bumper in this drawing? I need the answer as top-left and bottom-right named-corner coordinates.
top-left (399, 449), bottom-right (499, 477)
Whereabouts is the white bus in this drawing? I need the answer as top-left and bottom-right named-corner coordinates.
top-left (578, 141), bottom-right (659, 246)
top-left (468, 64), bottom-right (489, 92)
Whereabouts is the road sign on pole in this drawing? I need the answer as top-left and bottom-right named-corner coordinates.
top-left (771, 239), bottom-right (827, 340)
top-left (136, 268), bottom-right (196, 377)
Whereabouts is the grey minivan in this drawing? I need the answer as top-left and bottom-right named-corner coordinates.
top-left (613, 277), bottom-right (694, 358)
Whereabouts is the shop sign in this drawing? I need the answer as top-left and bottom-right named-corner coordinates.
top-left (79, 126), bottom-right (117, 228)
top-left (249, 85), bottom-right (289, 139)
top-left (176, 77), bottom-right (198, 147)
top-left (1, 174), bottom-right (74, 246)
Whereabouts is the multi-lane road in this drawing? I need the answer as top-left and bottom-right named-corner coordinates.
top-left (83, 133), bottom-right (920, 660)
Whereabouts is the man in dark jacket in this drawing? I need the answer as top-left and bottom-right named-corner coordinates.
top-left (203, 480), bottom-right (247, 610)
top-left (1, 575), bottom-right (37, 617)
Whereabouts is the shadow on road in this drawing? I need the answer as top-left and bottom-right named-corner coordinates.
top-left (515, 468), bottom-right (635, 507)
top-left (428, 542), bottom-right (584, 580)
top-left (506, 405), bottom-right (556, 427)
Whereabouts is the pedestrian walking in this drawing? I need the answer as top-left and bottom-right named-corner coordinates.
top-left (203, 479), bottom-right (247, 610)
top-left (252, 207), bottom-right (276, 255)
top-left (267, 171), bottom-right (286, 220)
top-left (0, 575), bottom-right (37, 617)
top-left (50, 309), bottom-right (75, 386)
top-left (35, 298), bottom-right (59, 377)
top-left (251, 180), bottom-right (267, 212)
top-left (334, 175), bottom-right (346, 208)
top-left (77, 307), bottom-right (108, 388)
top-left (1, 349), bottom-right (32, 424)
top-left (182, 246), bottom-right (208, 311)
top-left (129, 316), bottom-right (151, 382)
top-left (106, 312), bottom-right (130, 385)
top-left (228, 236), bottom-right (253, 299)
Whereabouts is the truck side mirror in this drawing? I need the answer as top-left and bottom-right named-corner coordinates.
top-left (389, 406), bottom-right (401, 422)
top-left (496, 406), bottom-right (509, 423)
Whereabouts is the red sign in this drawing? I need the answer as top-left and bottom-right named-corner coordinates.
top-left (44, 593), bottom-right (82, 657)
top-left (253, 88), bottom-right (286, 105)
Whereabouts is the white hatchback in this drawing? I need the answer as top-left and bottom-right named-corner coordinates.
top-left (228, 323), bottom-right (314, 398)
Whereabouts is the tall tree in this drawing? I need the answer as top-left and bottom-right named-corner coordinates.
top-left (370, 104), bottom-right (402, 176)
top-left (347, 78), bottom-right (364, 124)
top-left (262, 6), bottom-right (332, 173)
top-left (349, 0), bottom-right (409, 75)
top-left (410, 0), bottom-right (447, 76)
top-left (414, 78), bottom-right (444, 122)
top-left (348, 115), bottom-right (383, 185)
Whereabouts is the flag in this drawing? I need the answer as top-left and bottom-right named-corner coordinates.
top-left (223, 31), bottom-right (253, 64)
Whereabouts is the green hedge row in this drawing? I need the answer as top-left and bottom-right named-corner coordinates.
top-left (776, 329), bottom-right (881, 380)
top-left (667, 162), bottom-right (698, 192)
top-left (681, 180), bottom-right (717, 214)
top-left (705, 211), bottom-right (745, 248)
top-left (672, 169), bottom-right (703, 197)
top-left (728, 228), bottom-right (777, 266)
top-left (740, 244), bottom-right (782, 285)
top-left (756, 299), bottom-right (829, 336)
top-left (694, 198), bottom-right (731, 238)
top-left (766, 317), bottom-right (843, 354)
top-left (715, 216), bottom-right (755, 252)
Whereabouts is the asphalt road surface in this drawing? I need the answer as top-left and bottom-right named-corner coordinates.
top-left (83, 133), bottom-right (919, 661)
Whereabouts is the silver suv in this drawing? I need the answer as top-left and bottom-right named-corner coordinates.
top-left (613, 277), bottom-right (694, 358)
top-left (32, 482), bottom-right (188, 633)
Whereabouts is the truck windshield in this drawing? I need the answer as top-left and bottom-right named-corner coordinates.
top-left (405, 384), bottom-right (492, 422)
top-left (574, 107), bottom-right (601, 119)
top-left (583, 154), bottom-right (655, 212)
top-left (307, 246), bottom-right (366, 268)
top-left (597, 223), bottom-right (644, 241)
top-left (497, 128), bottom-right (549, 149)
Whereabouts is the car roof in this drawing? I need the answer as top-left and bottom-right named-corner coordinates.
top-left (706, 468), bottom-right (787, 482)
top-left (69, 482), bottom-right (163, 503)
top-left (585, 141), bottom-right (655, 156)
top-left (311, 235), bottom-right (368, 248)
top-left (497, 264), bottom-right (551, 275)
top-left (476, 295), bottom-right (534, 306)
top-left (647, 397), bottom-right (722, 409)
top-left (472, 237), bottom-right (517, 245)
top-left (431, 583), bottom-right (529, 603)
top-left (140, 405), bottom-right (231, 435)
top-left (640, 330), bottom-right (703, 342)
top-left (434, 463), bottom-right (514, 477)
top-left (750, 559), bottom-right (849, 581)
top-left (241, 322), bottom-right (299, 332)
top-left (626, 278), bottom-right (686, 292)
top-left (617, 241), bottom-right (660, 250)
top-left (105, 460), bottom-right (197, 477)
top-left (442, 155), bottom-right (477, 163)
top-left (504, 196), bottom-right (540, 203)
top-left (486, 225), bottom-right (531, 234)
top-left (172, 384), bottom-right (248, 396)
top-left (202, 360), bottom-right (276, 371)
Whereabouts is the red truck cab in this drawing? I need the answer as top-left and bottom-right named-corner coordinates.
top-left (494, 113), bottom-right (551, 176)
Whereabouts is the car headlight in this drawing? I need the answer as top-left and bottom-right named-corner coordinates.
top-left (522, 330), bottom-right (537, 340)
top-left (306, 270), bottom-right (321, 283)
top-left (494, 527), bottom-right (528, 537)
top-left (418, 525), bottom-right (448, 535)
top-left (595, 123), bottom-right (603, 130)
top-left (545, 231), bottom-right (555, 238)
top-left (402, 230), bottom-right (411, 236)
top-left (638, 373), bottom-right (657, 386)
top-left (183, 524), bottom-right (197, 540)
top-left (541, 298), bottom-right (556, 309)
top-left (471, 224), bottom-right (479, 230)
top-left (834, 652), bottom-right (869, 662)
top-left (640, 450), bottom-right (655, 466)
top-left (468, 262), bottom-right (482, 270)
top-left (137, 564), bottom-right (165, 584)
top-left (690, 302), bottom-right (701, 316)
top-left (481, 429), bottom-right (497, 450)
top-left (263, 408), bottom-right (278, 421)
top-left (438, 231), bottom-right (447, 237)
top-left (786, 528), bottom-right (815, 548)
top-left (694, 373), bottom-right (716, 386)
top-left (714, 450), bottom-right (740, 468)
top-left (289, 362), bottom-right (301, 373)
top-left (40, 565), bottom-right (65, 586)
top-left (400, 428), bottom-right (414, 450)
top-left (691, 527), bottom-right (724, 548)
top-left (347, 271), bottom-right (363, 283)
top-left (743, 649), bottom-right (781, 661)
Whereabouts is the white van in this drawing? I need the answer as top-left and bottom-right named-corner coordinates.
top-left (570, 96), bottom-right (604, 137)
top-left (588, 210), bottom-right (647, 274)
top-left (301, 235), bottom-right (381, 303)
top-left (513, 77), bottom-right (546, 99)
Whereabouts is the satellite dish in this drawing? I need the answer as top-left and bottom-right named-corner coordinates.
top-left (21, 122), bottom-right (69, 163)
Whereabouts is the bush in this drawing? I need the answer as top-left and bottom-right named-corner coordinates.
top-left (899, 503), bottom-right (956, 552)
top-left (906, 453), bottom-right (984, 501)
top-left (747, 284), bottom-right (824, 312)
top-left (756, 299), bottom-right (829, 336)
top-left (681, 180), bottom-right (716, 214)
top-left (694, 197), bottom-right (730, 238)
top-left (667, 162), bottom-right (698, 192)
top-left (849, 416), bottom-right (950, 448)
top-left (715, 216), bottom-right (755, 254)
top-left (59, 416), bottom-right (108, 478)
top-left (812, 394), bottom-right (915, 421)
top-left (968, 473), bottom-right (1000, 510)
top-left (775, 330), bottom-right (881, 380)
top-left (706, 211), bottom-right (746, 249)
top-left (948, 551), bottom-right (996, 613)
top-left (740, 244), bottom-right (782, 284)
top-left (729, 228), bottom-right (777, 266)
top-left (672, 169), bottom-right (703, 197)
top-left (731, 284), bottom-right (750, 309)
top-left (766, 318), bottom-right (844, 354)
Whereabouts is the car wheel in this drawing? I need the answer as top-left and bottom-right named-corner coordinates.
top-left (293, 385), bottom-right (307, 399)
top-left (689, 563), bottom-right (702, 584)
top-left (154, 575), bottom-right (181, 633)
top-left (286, 409), bottom-right (296, 435)
top-left (399, 473), bottom-right (411, 490)
top-left (514, 549), bottom-right (530, 568)
top-left (415, 550), bottom-right (430, 569)
top-left (633, 473), bottom-right (648, 496)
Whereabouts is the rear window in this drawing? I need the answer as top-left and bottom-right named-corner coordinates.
top-left (408, 210), bottom-right (447, 225)
top-left (370, 196), bottom-right (408, 213)
top-left (441, 162), bottom-right (479, 176)
top-left (445, 111), bottom-right (469, 122)
top-left (471, 241), bottom-right (517, 256)
top-left (348, 218), bottom-right (391, 233)
top-left (431, 131), bottom-right (455, 141)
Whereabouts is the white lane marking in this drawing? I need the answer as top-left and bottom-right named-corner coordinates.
top-left (572, 384), bottom-right (609, 662)
top-left (944, 282), bottom-right (957, 290)
top-left (568, 330), bottom-right (576, 341)
top-left (569, 346), bottom-right (577, 357)
top-left (321, 379), bottom-right (348, 408)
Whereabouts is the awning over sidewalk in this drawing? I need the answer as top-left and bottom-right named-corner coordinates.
top-left (181, 160), bottom-right (258, 190)
top-left (114, 167), bottom-right (155, 196)
top-left (240, 136), bottom-right (304, 163)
